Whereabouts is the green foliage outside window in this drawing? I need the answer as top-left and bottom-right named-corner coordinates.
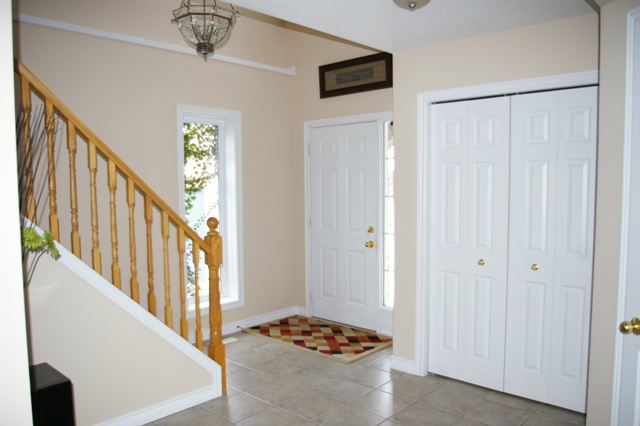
top-left (183, 123), bottom-right (218, 217)
top-left (183, 122), bottom-right (218, 297)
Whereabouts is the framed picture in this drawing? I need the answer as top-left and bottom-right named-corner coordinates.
top-left (319, 52), bottom-right (393, 99)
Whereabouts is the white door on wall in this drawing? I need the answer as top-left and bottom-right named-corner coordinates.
top-left (505, 87), bottom-right (597, 412)
top-left (309, 122), bottom-right (381, 330)
top-left (612, 7), bottom-right (640, 424)
top-left (429, 97), bottom-right (510, 390)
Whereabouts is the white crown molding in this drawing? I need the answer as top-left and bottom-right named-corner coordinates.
top-left (13, 13), bottom-right (296, 76)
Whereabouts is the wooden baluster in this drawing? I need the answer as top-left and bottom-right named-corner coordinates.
top-left (161, 211), bottom-right (172, 328)
top-left (45, 100), bottom-right (59, 240)
top-left (67, 123), bottom-right (81, 256)
top-left (20, 77), bottom-right (36, 221)
top-left (108, 159), bottom-right (121, 289)
top-left (178, 227), bottom-right (187, 339)
top-left (127, 178), bottom-right (139, 303)
top-left (144, 195), bottom-right (156, 316)
top-left (88, 141), bottom-right (102, 274)
top-left (206, 217), bottom-right (226, 391)
top-left (193, 241), bottom-right (203, 350)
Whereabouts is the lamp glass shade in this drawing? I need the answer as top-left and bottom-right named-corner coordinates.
top-left (172, 1), bottom-right (237, 59)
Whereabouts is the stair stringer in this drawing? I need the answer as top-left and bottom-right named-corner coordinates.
top-left (26, 233), bottom-right (222, 426)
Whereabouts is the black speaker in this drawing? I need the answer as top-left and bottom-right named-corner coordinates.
top-left (30, 363), bottom-right (75, 426)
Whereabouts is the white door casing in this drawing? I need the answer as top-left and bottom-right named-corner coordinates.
top-left (505, 87), bottom-right (597, 413)
top-left (611, 7), bottom-right (640, 425)
top-left (429, 97), bottom-right (510, 390)
top-left (308, 120), bottom-right (382, 331)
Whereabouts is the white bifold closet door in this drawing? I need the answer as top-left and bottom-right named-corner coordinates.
top-left (429, 97), bottom-right (510, 391)
top-left (429, 86), bottom-right (597, 412)
top-left (505, 87), bottom-right (597, 413)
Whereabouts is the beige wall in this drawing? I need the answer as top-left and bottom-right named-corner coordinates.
top-left (588, 1), bottom-right (640, 424)
top-left (28, 254), bottom-right (216, 425)
top-left (1, 2), bottom-right (33, 424)
top-left (392, 13), bottom-right (599, 361)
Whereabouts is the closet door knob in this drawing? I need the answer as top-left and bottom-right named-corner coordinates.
top-left (478, 259), bottom-right (485, 266)
top-left (531, 264), bottom-right (539, 271)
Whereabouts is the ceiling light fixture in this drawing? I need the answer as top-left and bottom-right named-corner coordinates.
top-left (392, 0), bottom-right (431, 11)
top-left (172, 0), bottom-right (238, 61)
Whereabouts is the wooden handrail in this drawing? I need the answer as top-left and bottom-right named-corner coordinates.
top-left (14, 59), bottom-right (226, 389)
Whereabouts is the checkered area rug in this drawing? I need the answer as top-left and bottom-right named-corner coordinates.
top-left (241, 315), bottom-right (392, 363)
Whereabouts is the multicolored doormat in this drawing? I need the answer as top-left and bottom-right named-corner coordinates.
top-left (241, 315), bottom-right (392, 363)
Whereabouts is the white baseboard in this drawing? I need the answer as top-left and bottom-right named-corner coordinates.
top-left (188, 306), bottom-right (308, 343)
top-left (97, 386), bottom-right (218, 426)
top-left (390, 355), bottom-right (419, 376)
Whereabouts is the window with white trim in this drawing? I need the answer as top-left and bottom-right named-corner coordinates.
top-left (178, 105), bottom-right (243, 312)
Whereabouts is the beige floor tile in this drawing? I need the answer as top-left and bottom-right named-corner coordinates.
top-left (313, 378), bottom-right (373, 402)
top-left (276, 389), bottom-right (340, 421)
top-left (378, 375), bottom-right (443, 401)
top-left (226, 369), bottom-right (275, 392)
top-left (254, 340), bottom-right (305, 357)
top-left (280, 366), bottom-right (337, 389)
top-left (225, 360), bottom-right (246, 374)
top-left (227, 347), bottom-right (276, 368)
top-left (442, 380), bottom-right (493, 399)
top-left (200, 392), bottom-right (271, 423)
top-left (347, 388), bottom-right (413, 418)
top-left (485, 392), bottom-right (542, 412)
top-left (312, 404), bottom-right (386, 426)
top-left (344, 365), bottom-right (397, 388)
top-left (390, 403), bottom-right (460, 426)
top-left (251, 357), bottom-right (305, 377)
top-left (534, 405), bottom-right (585, 425)
top-left (155, 406), bottom-right (232, 425)
top-left (237, 407), bottom-right (309, 426)
top-left (419, 386), bottom-right (483, 416)
top-left (451, 418), bottom-right (489, 426)
top-left (244, 379), bottom-right (307, 405)
top-left (464, 400), bottom-right (533, 426)
top-left (366, 355), bottom-right (394, 372)
top-left (523, 414), bottom-right (582, 426)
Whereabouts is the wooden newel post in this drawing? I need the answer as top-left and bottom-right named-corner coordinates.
top-left (205, 217), bottom-right (226, 391)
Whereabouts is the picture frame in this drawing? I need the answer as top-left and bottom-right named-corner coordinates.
top-left (319, 52), bottom-right (393, 99)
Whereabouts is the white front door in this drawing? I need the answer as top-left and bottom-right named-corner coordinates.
top-left (612, 7), bottom-right (640, 424)
top-left (309, 121), bottom-right (381, 330)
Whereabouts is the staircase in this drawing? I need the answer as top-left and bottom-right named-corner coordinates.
top-left (15, 59), bottom-right (226, 388)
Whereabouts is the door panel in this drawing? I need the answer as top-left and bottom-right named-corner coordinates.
top-left (430, 97), bottom-right (510, 390)
top-left (505, 88), bottom-right (597, 412)
top-left (548, 88), bottom-right (597, 411)
top-left (310, 122), bottom-right (380, 330)
top-left (505, 91), bottom-right (558, 402)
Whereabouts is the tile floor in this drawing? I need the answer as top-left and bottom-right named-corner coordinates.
top-left (149, 331), bottom-right (586, 425)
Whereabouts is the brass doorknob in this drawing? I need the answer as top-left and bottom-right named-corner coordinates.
top-left (531, 264), bottom-right (539, 271)
top-left (365, 241), bottom-right (374, 248)
top-left (478, 259), bottom-right (485, 266)
top-left (620, 317), bottom-right (640, 335)
top-left (367, 226), bottom-right (374, 233)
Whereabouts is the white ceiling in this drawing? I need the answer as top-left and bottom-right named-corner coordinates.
top-left (228, 0), bottom-right (597, 53)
